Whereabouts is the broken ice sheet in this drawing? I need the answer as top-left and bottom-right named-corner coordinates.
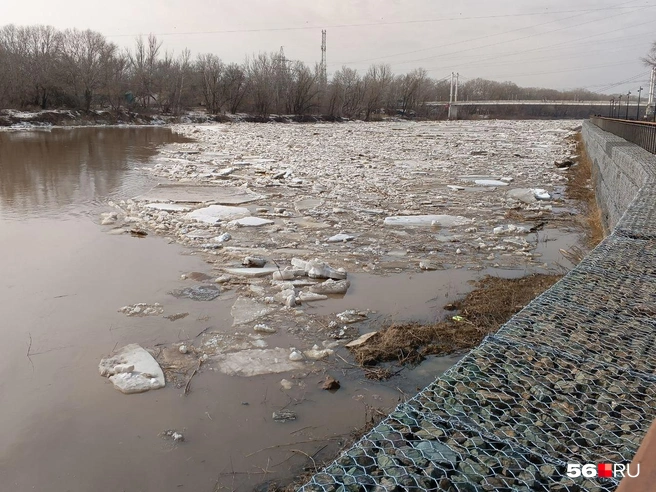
top-left (230, 297), bottom-right (275, 326)
top-left (214, 348), bottom-right (303, 377)
top-left (169, 285), bottom-right (220, 301)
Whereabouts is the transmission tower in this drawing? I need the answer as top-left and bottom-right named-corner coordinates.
top-left (320, 30), bottom-right (327, 85)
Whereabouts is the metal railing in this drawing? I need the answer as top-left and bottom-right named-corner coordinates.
top-left (590, 117), bottom-right (656, 154)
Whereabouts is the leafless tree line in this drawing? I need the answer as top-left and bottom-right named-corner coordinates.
top-left (0, 24), bottom-right (607, 119)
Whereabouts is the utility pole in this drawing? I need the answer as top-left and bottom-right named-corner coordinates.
top-left (626, 91), bottom-right (631, 119)
top-left (448, 72), bottom-right (454, 119)
top-left (610, 98), bottom-right (614, 118)
top-left (637, 86), bottom-right (643, 120)
top-left (647, 66), bottom-right (656, 121)
top-left (618, 94), bottom-right (623, 118)
top-left (320, 30), bottom-right (327, 86)
top-left (455, 73), bottom-right (459, 103)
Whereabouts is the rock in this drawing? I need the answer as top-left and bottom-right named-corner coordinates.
top-left (309, 279), bottom-right (350, 295)
top-left (242, 256), bottom-right (267, 268)
top-left (186, 205), bottom-right (250, 224)
top-left (272, 410), bottom-right (297, 422)
top-left (322, 376), bottom-right (341, 390)
top-left (305, 259), bottom-right (347, 280)
top-left (254, 324), bottom-right (276, 333)
top-left (214, 348), bottom-right (304, 376)
top-left (99, 344), bottom-right (165, 394)
top-left (231, 297), bottom-right (276, 325)
top-left (228, 217), bottom-right (275, 227)
top-left (554, 159), bottom-right (574, 168)
top-left (280, 379), bottom-right (293, 390)
top-left (169, 285), bottom-right (220, 301)
top-left (327, 233), bottom-right (355, 243)
top-left (413, 441), bottom-right (458, 464)
top-left (345, 332), bottom-right (378, 348)
top-left (384, 215), bottom-right (472, 227)
top-left (178, 345), bottom-right (189, 354)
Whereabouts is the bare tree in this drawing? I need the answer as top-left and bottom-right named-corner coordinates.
top-left (61, 28), bottom-right (116, 111)
top-left (129, 34), bottom-right (162, 109)
top-left (362, 63), bottom-right (393, 120)
top-left (196, 53), bottom-right (224, 114)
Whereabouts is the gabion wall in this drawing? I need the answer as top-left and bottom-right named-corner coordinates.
top-left (299, 122), bottom-right (656, 492)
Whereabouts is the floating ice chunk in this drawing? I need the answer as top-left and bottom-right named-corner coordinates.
top-left (231, 297), bottom-right (276, 326)
top-left (305, 259), bottom-right (347, 280)
top-left (327, 233), bottom-right (355, 243)
top-left (224, 267), bottom-right (278, 278)
top-left (304, 345), bottom-right (334, 360)
top-left (144, 203), bottom-right (191, 212)
top-left (532, 188), bottom-right (552, 200)
top-left (99, 344), bottom-right (165, 394)
top-left (384, 215), bottom-right (472, 227)
top-left (298, 292), bottom-right (328, 302)
top-left (493, 224), bottom-right (529, 235)
top-left (228, 217), bottom-right (274, 227)
top-left (507, 188), bottom-right (537, 204)
top-left (447, 185), bottom-right (465, 191)
top-left (186, 205), bottom-right (250, 224)
top-left (474, 179), bottom-right (508, 187)
top-left (214, 348), bottom-right (304, 376)
top-left (309, 279), bottom-right (350, 295)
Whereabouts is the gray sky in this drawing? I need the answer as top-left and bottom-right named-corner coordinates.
top-left (2, 0), bottom-right (655, 94)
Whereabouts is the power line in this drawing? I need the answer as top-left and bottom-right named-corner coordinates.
top-left (392, 2), bottom-right (653, 69)
top-left (104, 5), bottom-right (649, 38)
top-left (420, 12), bottom-right (656, 75)
top-left (332, 0), bottom-right (647, 66)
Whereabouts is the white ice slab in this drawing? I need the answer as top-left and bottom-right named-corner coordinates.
top-left (214, 348), bottom-right (304, 377)
top-left (223, 267), bottom-right (279, 278)
top-left (136, 184), bottom-right (262, 204)
top-left (144, 203), bottom-right (191, 212)
top-left (231, 297), bottom-right (276, 326)
top-left (186, 205), bottom-right (251, 224)
top-left (384, 215), bottom-right (472, 227)
top-left (99, 344), bottom-right (165, 394)
top-left (327, 233), bottom-right (355, 243)
top-left (474, 179), bottom-right (509, 187)
top-left (228, 217), bottom-right (274, 227)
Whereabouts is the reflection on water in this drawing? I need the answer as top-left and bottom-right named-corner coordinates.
top-left (0, 127), bottom-right (188, 218)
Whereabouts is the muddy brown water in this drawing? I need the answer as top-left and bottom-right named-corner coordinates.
top-left (0, 127), bottom-right (580, 491)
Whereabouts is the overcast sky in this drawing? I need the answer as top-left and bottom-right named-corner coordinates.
top-left (1, 0), bottom-right (655, 94)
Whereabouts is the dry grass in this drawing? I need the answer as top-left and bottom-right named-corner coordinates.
top-left (349, 274), bottom-right (562, 368)
top-left (568, 133), bottom-right (606, 247)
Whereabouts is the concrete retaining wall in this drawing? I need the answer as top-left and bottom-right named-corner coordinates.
top-left (300, 122), bottom-right (656, 492)
top-left (582, 121), bottom-right (656, 230)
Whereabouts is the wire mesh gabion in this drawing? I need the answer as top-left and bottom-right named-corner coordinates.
top-left (300, 125), bottom-right (656, 492)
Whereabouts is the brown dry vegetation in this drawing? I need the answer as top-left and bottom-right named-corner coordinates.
top-left (349, 274), bottom-right (562, 369)
top-left (568, 132), bottom-right (606, 247)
